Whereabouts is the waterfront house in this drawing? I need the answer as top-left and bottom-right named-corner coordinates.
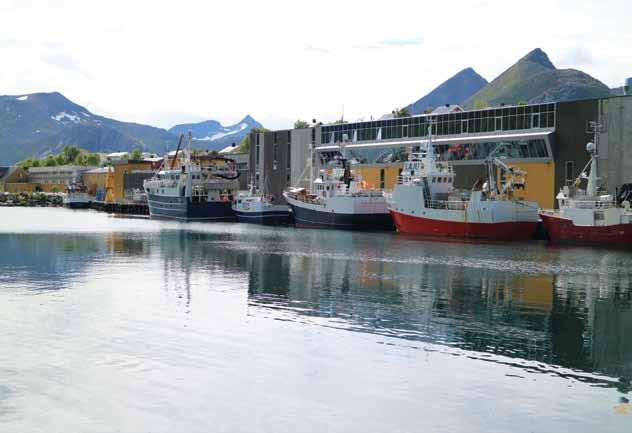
top-left (111, 160), bottom-right (154, 202)
top-left (83, 167), bottom-right (110, 197)
top-left (0, 166), bottom-right (30, 193)
top-left (27, 166), bottom-right (97, 193)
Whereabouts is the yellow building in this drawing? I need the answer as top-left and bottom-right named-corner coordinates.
top-left (83, 167), bottom-right (109, 196)
top-left (111, 160), bottom-right (154, 202)
top-left (0, 166), bottom-right (30, 192)
top-left (500, 161), bottom-right (555, 209)
top-left (354, 160), bottom-right (555, 209)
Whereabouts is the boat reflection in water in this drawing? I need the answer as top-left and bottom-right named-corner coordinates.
top-left (244, 231), bottom-right (632, 391)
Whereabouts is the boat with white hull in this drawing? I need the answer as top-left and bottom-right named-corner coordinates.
top-left (63, 177), bottom-right (91, 209)
top-left (63, 191), bottom-right (91, 209)
top-left (385, 125), bottom-right (539, 240)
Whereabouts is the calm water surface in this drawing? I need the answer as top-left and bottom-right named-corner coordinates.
top-left (1, 207), bottom-right (631, 432)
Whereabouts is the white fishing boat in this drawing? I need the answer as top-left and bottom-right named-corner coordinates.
top-left (385, 123), bottom-right (539, 240)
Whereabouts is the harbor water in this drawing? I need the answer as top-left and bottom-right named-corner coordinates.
top-left (1, 207), bottom-right (631, 432)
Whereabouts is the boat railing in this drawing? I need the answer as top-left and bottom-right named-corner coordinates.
top-left (564, 199), bottom-right (617, 209)
top-left (148, 180), bottom-right (178, 189)
top-left (397, 175), bottom-right (421, 185)
top-left (350, 190), bottom-right (384, 198)
top-left (424, 200), bottom-right (467, 211)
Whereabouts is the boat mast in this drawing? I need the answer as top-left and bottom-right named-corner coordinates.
top-left (585, 120), bottom-right (602, 197)
top-left (184, 131), bottom-right (193, 199)
top-left (425, 117), bottom-right (436, 162)
top-left (170, 133), bottom-right (185, 170)
top-left (309, 142), bottom-right (314, 194)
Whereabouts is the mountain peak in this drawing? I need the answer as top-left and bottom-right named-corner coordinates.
top-left (407, 67), bottom-right (488, 114)
top-left (463, 48), bottom-right (609, 108)
top-left (240, 114), bottom-right (257, 124)
top-left (519, 48), bottom-right (555, 69)
top-left (168, 115), bottom-right (263, 148)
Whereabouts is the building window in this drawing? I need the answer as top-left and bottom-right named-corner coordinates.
top-left (565, 161), bottom-right (575, 184)
top-left (287, 142), bottom-right (291, 171)
top-left (256, 141), bottom-right (260, 166)
top-left (317, 103), bottom-right (555, 144)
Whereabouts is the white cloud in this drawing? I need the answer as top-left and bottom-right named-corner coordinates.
top-left (1, 0), bottom-right (630, 130)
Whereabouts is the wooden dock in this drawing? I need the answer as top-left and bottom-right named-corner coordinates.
top-left (90, 201), bottom-right (149, 216)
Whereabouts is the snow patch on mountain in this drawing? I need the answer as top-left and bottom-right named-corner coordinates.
top-left (51, 112), bottom-right (81, 123)
top-left (16, 95), bottom-right (28, 101)
top-left (198, 122), bottom-right (249, 141)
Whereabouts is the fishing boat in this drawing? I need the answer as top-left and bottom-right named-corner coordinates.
top-left (232, 178), bottom-right (292, 225)
top-left (539, 138), bottom-right (632, 245)
top-left (385, 124), bottom-right (539, 240)
top-left (283, 145), bottom-right (393, 230)
top-left (143, 132), bottom-right (240, 222)
top-left (63, 177), bottom-right (91, 209)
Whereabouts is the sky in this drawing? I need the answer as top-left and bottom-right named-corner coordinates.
top-left (1, 0), bottom-right (631, 130)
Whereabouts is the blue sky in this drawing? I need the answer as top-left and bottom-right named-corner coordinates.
top-left (1, 0), bottom-right (630, 129)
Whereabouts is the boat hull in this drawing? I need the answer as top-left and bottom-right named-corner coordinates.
top-left (234, 209), bottom-right (292, 225)
top-left (147, 193), bottom-right (235, 222)
top-left (540, 212), bottom-right (632, 245)
top-left (63, 201), bottom-right (91, 209)
top-left (390, 209), bottom-right (538, 240)
top-left (289, 202), bottom-right (394, 231)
